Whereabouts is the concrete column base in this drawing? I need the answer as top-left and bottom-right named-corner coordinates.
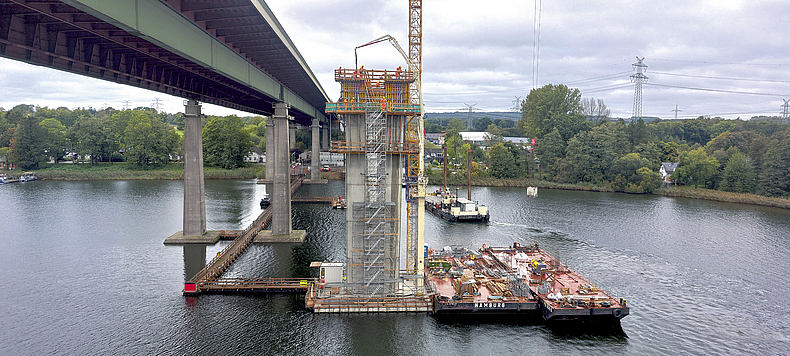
top-left (164, 230), bottom-right (221, 245)
top-left (253, 229), bottom-right (306, 243)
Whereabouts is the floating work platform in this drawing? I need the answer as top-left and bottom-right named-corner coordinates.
top-left (425, 243), bottom-right (629, 321)
top-left (186, 278), bottom-right (315, 295)
top-left (306, 293), bottom-right (432, 313)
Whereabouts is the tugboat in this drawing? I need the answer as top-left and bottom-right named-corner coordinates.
top-left (260, 192), bottom-right (271, 208)
top-left (425, 147), bottom-right (489, 222)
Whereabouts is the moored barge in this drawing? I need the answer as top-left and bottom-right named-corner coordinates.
top-left (425, 243), bottom-right (629, 321)
top-left (425, 189), bottom-right (489, 222)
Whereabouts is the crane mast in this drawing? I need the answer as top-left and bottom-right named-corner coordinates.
top-left (405, 0), bottom-right (425, 281)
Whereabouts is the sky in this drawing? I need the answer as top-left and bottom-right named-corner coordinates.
top-left (1, 0), bottom-right (789, 120)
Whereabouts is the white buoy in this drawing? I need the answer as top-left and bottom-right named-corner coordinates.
top-left (526, 186), bottom-right (538, 197)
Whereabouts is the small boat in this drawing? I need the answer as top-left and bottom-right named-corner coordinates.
top-left (260, 192), bottom-right (271, 208)
top-left (19, 172), bottom-right (38, 182)
top-left (332, 196), bottom-right (346, 209)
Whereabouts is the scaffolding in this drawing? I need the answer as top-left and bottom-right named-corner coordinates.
top-left (329, 68), bottom-right (417, 296)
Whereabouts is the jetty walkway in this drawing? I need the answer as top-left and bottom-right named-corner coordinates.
top-left (184, 178), bottom-right (314, 295)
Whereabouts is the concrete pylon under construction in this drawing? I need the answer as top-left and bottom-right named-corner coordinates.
top-left (326, 68), bottom-right (419, 295)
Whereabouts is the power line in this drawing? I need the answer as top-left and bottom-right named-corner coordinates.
top-left (650, 58), bottom-right (790, 67)
top-left (564, 71), bottom-right (633, 85)
top-left (651, 71), bottom-right (790, 84)
top-left (646, 82), bottom-right (787, 97)
top-left (532, 0), bottom-right (542, 89)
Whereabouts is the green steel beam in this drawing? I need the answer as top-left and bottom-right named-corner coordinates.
top-left (61, 0), bottom-right (327, 122)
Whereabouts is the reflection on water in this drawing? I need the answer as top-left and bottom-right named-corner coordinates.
top-left (1, 180), bottom-right (788, 355)
top-left (183, 245), bottom-right (206, 281)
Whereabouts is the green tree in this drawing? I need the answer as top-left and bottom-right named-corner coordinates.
top-left (719, 149), bottom-right (756, 193)
top-left (488, 142), bottom-right (516, 178)
top-left (672, 148), bottom-right (719, 188)
top-left (122, 111), bottom-right (177, 168)
top-left (658, 141), bottom-right (679, 162)
top-left (518, 84), bottom-right (586, 141)
top-left (535, 127), bottom-right (565, 176)
top-left (483, 124), bottom-right (503, 146)
top-left (446, 118), bottom-right (467, 133)
top-left (203, 115), bottom-right (253, 169)
top-left (11, 114), bottom-right (47, 169)
top-left (610, 153), bottom-right (661, 193)
top-left (635, 167), bottom-right (663, 193)
top-left (559, 123), bottom-right (628, 184)
top-left (756, 131), bottom-right (790, 197)
top-left (626, 118), bottom-right (650, 147)
top-left (39, 118), bottom-right (67, 163)
top-left (69, 115), bottom-right (116, 164)
top-left (474, 117), bottom-right (492, 132)
top-left (632, 141), bottom-right (662, 170)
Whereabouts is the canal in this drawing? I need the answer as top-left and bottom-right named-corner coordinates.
top-left (1, 179), bottom-right (788, 355)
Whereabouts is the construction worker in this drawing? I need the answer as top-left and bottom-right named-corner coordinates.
top-left (343, 98), bottom-right (348, 110)
top-left (350, 97), bottom-right (355, 110)
top-left (380, 96), bottom-right (387, 111)
top-left (396, 66), bottom-right (402, 78)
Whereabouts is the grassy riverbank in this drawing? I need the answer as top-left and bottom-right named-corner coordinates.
top-left (32, 162), bottom-right (262, 180)
top-left (426, 169), bottom-right (789, 210)
top-left (653, 186), bottom-right (790, 209)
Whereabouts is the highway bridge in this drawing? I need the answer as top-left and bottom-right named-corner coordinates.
top-left (0, 0), bottom-right (332, 243)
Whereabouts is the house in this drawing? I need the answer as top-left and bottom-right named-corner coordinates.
top-left (660, 162), bottom-right (679, 187)
top-left (459, 132), bottom-right (487, 145)
top-left (244, 147), bottom-right (265, 163)
top-left (320, 151), bottom-right (344, 166)
top-left (425, 133), bottom-right (445, 145)
top-left (424, 148), bottom-right (443, 165)
top-left (660, 162), bottom-right (678, 180)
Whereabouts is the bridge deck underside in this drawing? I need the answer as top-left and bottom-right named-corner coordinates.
top-left (0, 0), bottom-right (326, 124)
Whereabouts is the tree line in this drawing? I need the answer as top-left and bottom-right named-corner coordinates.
top-left (427, 84), bottom-right (790, 198)
top-left (0, 104), bottom-right (266, 170)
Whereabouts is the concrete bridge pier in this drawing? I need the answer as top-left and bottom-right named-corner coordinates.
top-left (322, 123), bottom-right (329, 150)
top-left (306, 117), bottom-right (326, 183)
top-left (264, 119), bottom-right (274, 182)
top-left (164, 100), bottom-right (219, 244)
top-left (255, 102), bottom-right (306, 242)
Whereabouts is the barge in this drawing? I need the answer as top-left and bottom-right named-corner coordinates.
top-left (425, 188), bottom-right (489, 222)
top-left (426, 243), bottom-right (629, 321)
top-left (426, 246), bottom-right (537, 314)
